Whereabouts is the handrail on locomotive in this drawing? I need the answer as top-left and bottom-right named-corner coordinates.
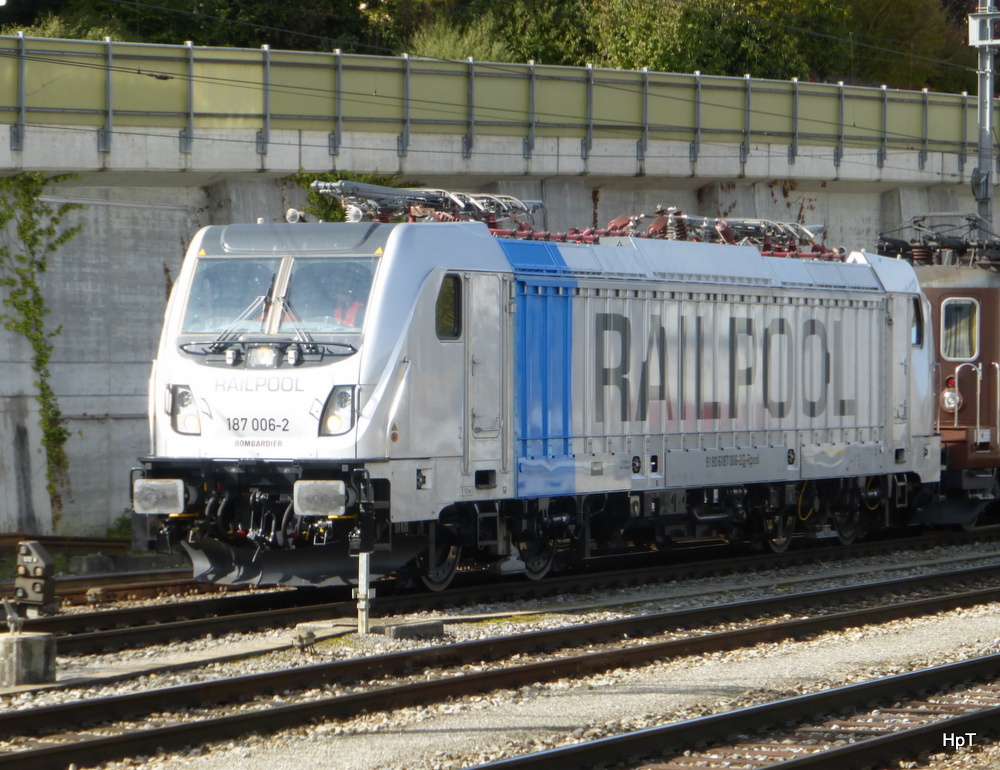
top-left (952, 362), bottom-right (983, 432)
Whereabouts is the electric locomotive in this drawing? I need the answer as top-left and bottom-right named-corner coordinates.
top-left (878, 213), bottom-right (1000, 525)
top-left (132, 182), bottom-right (943, 589)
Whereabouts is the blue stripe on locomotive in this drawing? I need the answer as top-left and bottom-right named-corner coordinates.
top-left (498, 240), bottom-right (578, 498)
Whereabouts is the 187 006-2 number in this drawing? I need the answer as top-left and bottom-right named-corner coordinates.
top-left (226, 417), bottom-right (290, 432)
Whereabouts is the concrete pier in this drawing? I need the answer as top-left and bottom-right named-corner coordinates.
top-left (0, 632), bottom-right (56, 687)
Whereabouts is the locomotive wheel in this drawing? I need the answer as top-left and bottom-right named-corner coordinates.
top-left (418, 535), bottom-right (462, 591)
top-left (519, 535), bottom-right (556, 581)
top-left (760, 507), bottom-right (795, 554)
top-left (833, 508), bottom-right (861, 545)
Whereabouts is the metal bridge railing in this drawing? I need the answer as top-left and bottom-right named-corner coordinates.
top-left (0, 34), bottom-right (982, 165)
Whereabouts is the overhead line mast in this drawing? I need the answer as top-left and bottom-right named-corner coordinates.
top-left (970, 3), bottom-right (1000, 236)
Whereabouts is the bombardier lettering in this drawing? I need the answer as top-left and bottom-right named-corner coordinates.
top-left (595, 311), bottom-right (859, 424)
top-left (214, 376), bottom-right (305, 393)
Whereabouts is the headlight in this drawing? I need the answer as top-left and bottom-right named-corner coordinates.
top-left (941, 389), bottom-right (962, 413)
top-left (319, 385), bottom-right (355, 436)
top-left (247, 345), bottom-right (278, 369)
top-left (170, 384), bottom-right (202, 435)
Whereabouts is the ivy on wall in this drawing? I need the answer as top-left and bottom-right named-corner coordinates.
top-left (0, 172), bottom-right (82, 520)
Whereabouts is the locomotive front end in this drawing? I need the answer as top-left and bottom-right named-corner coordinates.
top-left (132, 222), bottom-right (420, 586)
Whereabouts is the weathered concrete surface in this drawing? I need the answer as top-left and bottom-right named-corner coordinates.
top-left (0, 632), bottom-right (56, 687)
top-left (43, 187), bottom-right (207, 535)
top-left (0, 178), bottom-right (320, 537)
top-left (0, 124), bottom-right (982, 537)
top-left (0, 393), bottom-right (45, 534)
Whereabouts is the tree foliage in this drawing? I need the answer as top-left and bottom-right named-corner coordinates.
top-left (586, 0), bottom-right (972, 90)
top-left (840, 0), bottom-right (974, 92)
top-left (408, 16), bottom-right (512, 62)
top-left (0, 0), bottom-right (371, 50)
top-left (465, 0), bottom-right (591, 66)
top-left (0, 0), bottom-right (980, 91)
top-left (942, 0), bottom-right (978, 25)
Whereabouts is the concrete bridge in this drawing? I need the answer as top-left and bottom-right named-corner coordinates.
top-left (0, 34), bottom-right (991, 535)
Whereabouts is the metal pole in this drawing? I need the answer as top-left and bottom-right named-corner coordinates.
top-left (180, 40), bottom-right (194, 154)
top-left (99, 37), bottom-right (113, 153)
top-left (256, 45), bottom-right (270, 155)
top-left (978, 37), bottom-right (994, 234)
top-left (11, 32), bottom-right (25, 151)
top-left (974, 2), bottom-right (997, 236)
top-left (351, 468), bottom-right (375, 635)
top-left (689, 71), bottom-right (701, 163)
top-left (330, 48), bottom-right (342, 156)
top-left (356, 551), bottom-right (371, 634)
top-left (463, 56), bottom-right (475, 158)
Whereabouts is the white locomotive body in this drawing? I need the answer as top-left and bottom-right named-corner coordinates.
top-left (133, 216), bottom-right (940, 588)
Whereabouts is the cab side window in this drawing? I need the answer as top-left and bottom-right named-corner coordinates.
top-left (941, 298), bottom-right (979, 361)
top-left (910, 296), bottom-right (923, 347)
top-left (436, 274), bottom-right (462, 340)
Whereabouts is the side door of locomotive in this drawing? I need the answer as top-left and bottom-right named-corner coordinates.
top-left (937, 289), bottom-right (993, 445)
top-left (466, 273), bottom-right (505, 465)
top-left (907, 295), bottom-right (934, 440)
top-left (889, 294), bottom-right (914, 449)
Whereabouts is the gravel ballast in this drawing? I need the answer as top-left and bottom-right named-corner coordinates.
top-left (49, 543), bottom-right (1000, 770)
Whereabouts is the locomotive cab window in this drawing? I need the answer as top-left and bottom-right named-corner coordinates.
top-left (941, 298), bottom-right (979, 361)
top-left (910, 296), bottom-right (923, 347)
top-left (280, 257), bottom-right (375, 334)
top-left (436, 274), bottom-right (462, 340)
top-left (180, 254), bottom-right (377, 337)
top-left (181, 257), bottom-right (281, 334)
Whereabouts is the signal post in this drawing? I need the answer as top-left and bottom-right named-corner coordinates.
top-left (1, 542), bottom-right (56, 687)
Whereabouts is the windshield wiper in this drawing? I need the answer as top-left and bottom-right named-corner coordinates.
top-left (207, 296), bottom-right (265, 352)
top-left (207, 272), bottom-right (278, 352)
top-left (275, 297), bottom-right (356, 353)
top-left (277, 295), bottom-right (316, 346)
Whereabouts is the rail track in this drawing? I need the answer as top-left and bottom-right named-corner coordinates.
top-left (0, 570), bottom-right (207, 606)
top-left (0, 536), bottom-right (130, 557)
top-left (470, 657), bottom-right (1000, 770)
top-left (8, 530), bottom-right (1000, 656)
top-left (2, 563), bottom-right (1000, 769)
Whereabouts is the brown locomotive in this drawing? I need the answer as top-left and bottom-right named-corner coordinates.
top-left (878, 213), bottom-right (1000, 527)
